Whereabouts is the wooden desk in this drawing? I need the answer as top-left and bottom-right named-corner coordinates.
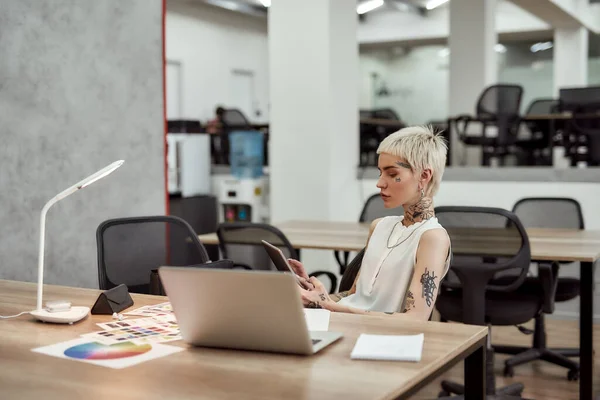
top-left (199, 221), bottom-right (600, 262)
top-left (360, 118), bottom-right (406, 128)
top-left (522, 112), bottom-right (600, 121)
top-left (199, 220), bottom-right (600, 399)
top-left (0, 280), bottom-right (487, 399)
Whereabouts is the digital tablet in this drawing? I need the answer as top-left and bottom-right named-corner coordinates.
top-left (261, 240), bottom-right (305, 287)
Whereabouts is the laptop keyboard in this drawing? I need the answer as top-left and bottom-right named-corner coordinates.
top-left (311, 339), bottom-right (322, 345)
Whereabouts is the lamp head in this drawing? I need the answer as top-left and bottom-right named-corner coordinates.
top-left (78, 160), bottom-right (124, 189)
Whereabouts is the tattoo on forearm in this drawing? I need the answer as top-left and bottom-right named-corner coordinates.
top-left (384, 311), bottom-right (395, 315)
top-left (402, 290), bottom-right (415, 313)
top-left (420, 268), bottom-right (438, 307)
top-left (306, 301), bottom-right (322, 309)
top-left (396, 161), bottom-right (412, 170)
top-left (330, 291), bottom-right (350, 302)
top-left (319, 294), bottom-right (326, 301)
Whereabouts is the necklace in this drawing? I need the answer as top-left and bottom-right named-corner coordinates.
top-left (386, 219), bottom-right (429, 249)
top-left (369, 219), bottom-right (430, 293)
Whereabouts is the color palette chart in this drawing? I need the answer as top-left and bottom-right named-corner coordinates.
top-left (64, 341), bottom-right (152, 360)
top-left (84, 316), bottom-right (181, 345)
top-left (124, 302), bottom-right (173, 317)
top-left (32, 338), bottom-right (183, 369)
top-left (31, 302), bottom-right (184, 369)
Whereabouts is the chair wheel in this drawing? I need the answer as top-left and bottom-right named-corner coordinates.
top-left (438, 390), bottom-right (450, 398)
top-left (568, 369), bottom-right (579, 381)
top-left (503, 365), bottom-right (514, 377)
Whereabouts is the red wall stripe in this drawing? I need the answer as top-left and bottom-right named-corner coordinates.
top-left (162, 0), bottom-right (170, 216)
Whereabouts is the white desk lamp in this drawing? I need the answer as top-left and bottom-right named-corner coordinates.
top-left (30, 160), bottom-right (124, 324)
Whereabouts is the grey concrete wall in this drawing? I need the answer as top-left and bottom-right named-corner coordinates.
top-left (0, 0), bottom-right (165, 288)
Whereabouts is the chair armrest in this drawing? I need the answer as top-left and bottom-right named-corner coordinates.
top-left (538, 262), bottom-right (559, 314)
top-left (449, 115), bottom-right (473, 139)
top-left (448, 261), bottom-right (528, 293)
top-left (233, 262), bottom-right (253, 270)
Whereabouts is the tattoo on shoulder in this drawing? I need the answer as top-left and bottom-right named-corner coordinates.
top-left (402, 290), bottom-right (415, 313)
top-left (420, 268), bottom-right (438, 307)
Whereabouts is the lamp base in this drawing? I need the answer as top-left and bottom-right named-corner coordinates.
top-left (30, 306), bottom-right (90, 324)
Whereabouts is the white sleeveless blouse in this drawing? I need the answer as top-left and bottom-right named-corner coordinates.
top-left (338, 216), bottom-right (451, 313)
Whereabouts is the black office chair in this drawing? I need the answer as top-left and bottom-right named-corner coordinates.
top-left (493, 198), bottom-right (582, 381)
top-left (338, 247), bottom-right (365, 292)
top-left (434, 206), bottom-right (558, 398)
top-left (96, 216), bottom-right (211, 294)
top-left (216, 222), bottom-right (338, 293)
top-left (372, 108), bottom-right (401, 121)
top-left (564, 104), bottom-right (600, 167)
top-left (334, 194), bottom-right (402, 275)
top-left (452, 84), bottom-right (523, 166)
top-left (515, 99), bottom-right (559, 166)
top-left (359, 108), bottom-right (404, 167)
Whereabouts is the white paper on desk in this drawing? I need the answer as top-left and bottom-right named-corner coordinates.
top-left (31, 338), bottom-right (184, 369)
top-left (303, 309), bottom-right (330, 331)
top-left (350, 333), bottom-right (424, 362)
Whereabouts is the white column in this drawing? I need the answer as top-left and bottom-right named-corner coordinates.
top-left (553, 27), bottom-right (588, 95)
top-left (448, 0), bottom-right (497, 166)
top-left (269, 0), bottom-right (359, 223)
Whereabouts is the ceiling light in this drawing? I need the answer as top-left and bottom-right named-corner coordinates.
top-left (260, 0), bottom-right (270, 6)
top-left (495, 44), bottom-right (507, 53)
top-left (425, 0), bottom-right (449, 10)
top-left (438, 48), bottom-right (450, 57)
top-left (357, 0), bottom-right (384, 15)
top-left (530, 41), bottom-right (553, 53)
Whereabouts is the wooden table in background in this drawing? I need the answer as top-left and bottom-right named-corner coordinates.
top-left (360, 118), bottom-right (406, 128)
top-left (0, 280), bottom-right (487, 399)
top-left (199, 220), bottom-right (600, 399)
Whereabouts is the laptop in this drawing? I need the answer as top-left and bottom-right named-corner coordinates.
top-left (158, 267), bottom-right (343, 355)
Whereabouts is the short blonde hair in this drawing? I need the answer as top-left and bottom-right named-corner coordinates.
top-left (376, 125), bottom-right (448, 196)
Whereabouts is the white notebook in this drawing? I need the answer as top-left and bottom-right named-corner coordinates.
top-left (350, 333), bottom-right (424, 361)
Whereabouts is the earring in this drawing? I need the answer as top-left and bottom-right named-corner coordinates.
top-left (420, 188), bottom-right (425, 198)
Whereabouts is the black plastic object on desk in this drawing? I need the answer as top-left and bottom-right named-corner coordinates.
top-left (91, 284), bottom-right (134, 315)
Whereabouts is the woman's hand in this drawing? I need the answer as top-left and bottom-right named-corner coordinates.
top-left (299, 277), bottom-right (336, 310)
top-left (288, 259), bottom-right (315, 290)
top-left (287, 259), bottom-right (309, 280)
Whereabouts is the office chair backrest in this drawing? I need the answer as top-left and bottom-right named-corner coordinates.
top-left (216, 222), bottom-right (298, 271)
top-left (476, 84), bottom-right (523, 120)
top-left (526, 99), bottom-right (559, 116)
top-left (359, 193), bottom-right (403, 223)
top-left (338, 248), bottom-right (366, 292)
top-left (372, 108), bottom-right (400, 121)
top-left (435, 206), bottom-right (531, 324)
top-left (96, 216), bottom-right (210, 293)
top-left (359, 110), bottom-right (373, 119)
top-left (512, 197), bottom-right (584, 230)
top-left (221, 109), bottom-right (251, 129)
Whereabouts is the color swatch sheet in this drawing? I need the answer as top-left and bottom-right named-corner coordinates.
top-left (124, 302), bottom-right (173, 317)
top-left (32, 338), bottom-right (183, 369)
top-left (82, 315), bottom-right (181, 345)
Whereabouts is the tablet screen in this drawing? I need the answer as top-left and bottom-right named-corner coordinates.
top-left (261, 240), bottom-right (296, 274)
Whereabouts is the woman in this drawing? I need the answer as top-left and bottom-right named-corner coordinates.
top-left (290, 125), bottom-right (451, 321)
